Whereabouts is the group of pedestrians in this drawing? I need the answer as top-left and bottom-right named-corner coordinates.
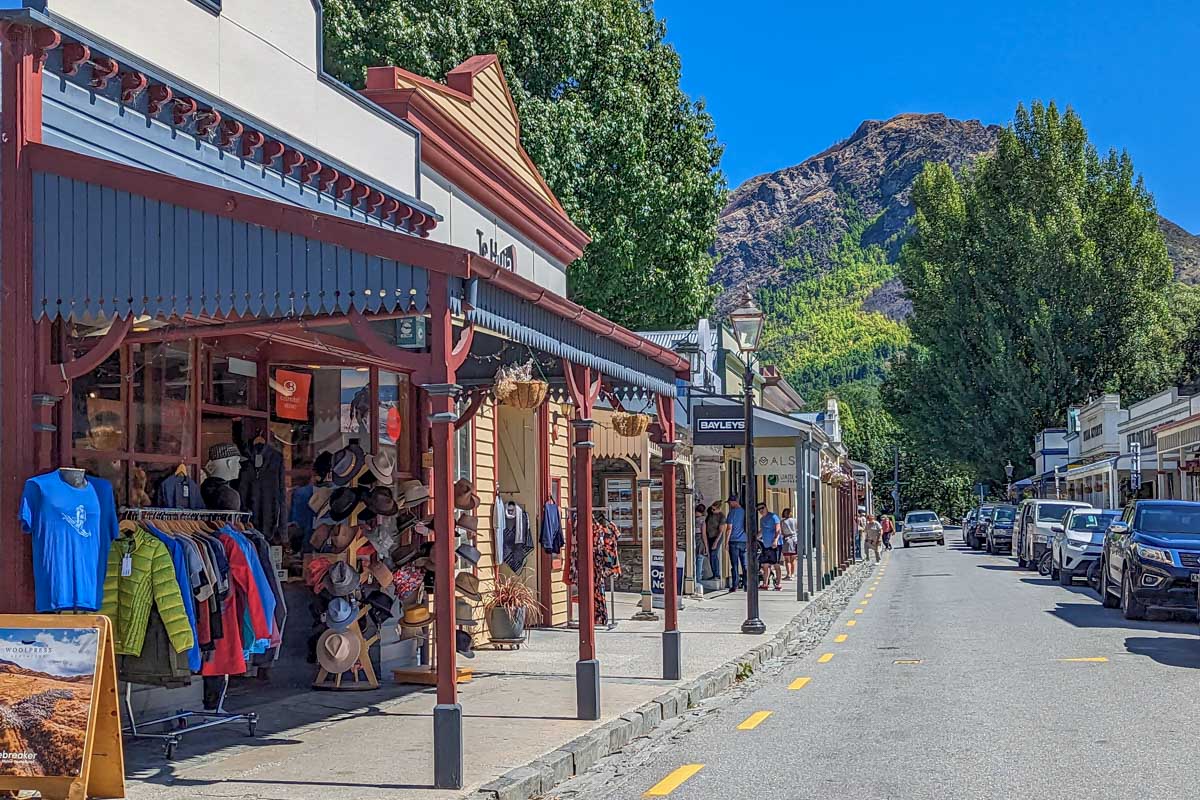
top-left (858, 511), bottom-right (895, 562)
top-left (694, 497), bottom-right (801, 593)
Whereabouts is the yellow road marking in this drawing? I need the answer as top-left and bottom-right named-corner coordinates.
top-left (1059, 657), bottom-right (1109, 663)
top-left (894, 659), bottom-right (922, 665)
top-left (854, 608), bottom-right (864, 614)
top-left (818, 652), bottom-right (834, 663)
top-left (645, 764), bottom-right (705, 796)
top-left (737, 711), bottom-right (772, 730)
top-left (834, 634), bottom-right (848, 643)
top-left (859, 600), bottom-right (869, 606)
top-left (788, 676), bottom-right (812, 690)
top-left (846, 620), bottom-right (857, 626)
top-left (865, 593), bottom-right (874, 597)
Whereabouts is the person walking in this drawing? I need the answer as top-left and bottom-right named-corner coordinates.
top-left (724, 496), bottom-right (747, 592)
top-left (758, 502), bottom-right (783, 591)
top-left (864, 514), bottom-right (883, 562)
top-left (694, 503), bottom-right (709, 588)
top-left (856, 508), bottom-right (867, 561)
top-left (880, 514), bottom-right (894, 551)
top-left (704, 502), bottom-right (724, 586)
top-left (781, 508), bottom-right (798, 580)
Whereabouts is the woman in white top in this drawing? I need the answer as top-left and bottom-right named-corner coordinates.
top-left (781, 508), bottom-right (798, 580)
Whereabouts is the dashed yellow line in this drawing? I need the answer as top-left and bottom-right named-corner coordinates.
top-left (645, 764), bottom-right (704, 796)
top-left (788, 676), bottom-right (812, 690)
top-left (859, 600), bottom-right (869, 606)
top-left (817, 652), bottom-right (835, 663)
top-left (846, 620), bottom-right (857, 627)
top-left (854, 608), bottom-right (864, 615)
top-left (737, 711), bottom-right (772, 730)
top-left (834, 634), bottom-right (848, 643)
top-left (1059, 657), bottom-right (1109, 663)
top-left (865, 593), bottom-right (874, 598)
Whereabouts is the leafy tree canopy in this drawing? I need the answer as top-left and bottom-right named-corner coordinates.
top-left (885, 101), bottom-right (1175, 481)
top-left (322, 0), bottom-right (725, 329)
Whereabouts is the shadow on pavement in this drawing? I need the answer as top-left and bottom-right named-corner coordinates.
top-left (1049, 601), bottom-right (1196, 633)
top-left (978, 564), bottom-right (1021, 571)
top-left (1125, 635), bottom-right (1200, 668)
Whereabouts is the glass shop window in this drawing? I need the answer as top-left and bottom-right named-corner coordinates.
top-left (379, 370), bottom-right (413, 478)
top-left (73, 454), bottom-right (126, 506)
top-left (207, 349), bottom-right (259, 409)
top-left (455, 399), bottom-right (473, 481)
top-left (131, 342), bottom-right (194, 456)
top-left (71, 350), bottom-right (125, 452)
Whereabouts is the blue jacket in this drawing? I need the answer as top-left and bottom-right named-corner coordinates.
top-left (540, 501), bottom-right (564, 554)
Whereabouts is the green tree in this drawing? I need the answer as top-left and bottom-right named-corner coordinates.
top-left (321, 0), bottom-right (725, 329)
top-left (886, 101), bottom-right (1175, 480)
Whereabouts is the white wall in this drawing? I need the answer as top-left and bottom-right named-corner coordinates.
top-left (47, 0), bottom-right (419, 197)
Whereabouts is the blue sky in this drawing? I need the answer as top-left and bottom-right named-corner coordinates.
top-left (658, 0), bottom-right (1200, 232)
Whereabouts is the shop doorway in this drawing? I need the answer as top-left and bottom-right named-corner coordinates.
top-left (495, 404), bottom-right (543, 614)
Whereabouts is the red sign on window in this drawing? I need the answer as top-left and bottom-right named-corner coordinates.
top-left (275, 369), bottom-right (312, 421)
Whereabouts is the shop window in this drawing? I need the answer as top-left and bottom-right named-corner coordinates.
top-left (207, 349), bottom-right (258, 409)
top-left (131, 342), bottom-right (194, 456)
top-left (71, 350), bottom-right (124, 452)
top-left (73, 455), bottom-right (126, 506)
top-left (455, 399), bottom-right (473, 481)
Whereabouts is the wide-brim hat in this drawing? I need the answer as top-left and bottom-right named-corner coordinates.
top-left (308, 485), bottom-right (334, 518)
top-left (365, 486), bottom-right (398, 517)
top-left (328, 486), bottom-right (361, 522)
top-left (398, 480), bottom-right (431, 509)
top-left (326, 596), bottom-right (359, 632)
top-left (399, 605), bottom-right (434, 629)
top-left (454, 479), bottom-right (480, 511)
top-left (455, 630), bottom-right (475, 659)
top-left (455, 515), bottom-right (479, 535)
top-left (455, 598), bottom-right (477, 628)
top-left (331, 444), bottom-right (367, 486)
top-left (363, 589), bottom-right (397, 624)
top-left (456, 543), bottom-right (481, 566)
top-left (362, 451), bottom-right (395, 486)
top-left (319, 560), bottom-right (360, 597)
top-left (313, 450), bottom-right (335, 482)
top-left (316, 629), bottom-right (359, 674)
top-left (455, 572), bottom-right (482, 602)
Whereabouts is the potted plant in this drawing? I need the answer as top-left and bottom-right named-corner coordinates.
top-left (484, 575), bottom-right (543, 641)
top-left (494, 359), bottom-right (548, 410)
top-left (611, 411), bottom-right (650, 437)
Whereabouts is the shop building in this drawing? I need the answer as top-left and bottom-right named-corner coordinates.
top-left (1062, 395), bottom-right (1127, 508)
top-left (0, 0), bottom-right (688, 788)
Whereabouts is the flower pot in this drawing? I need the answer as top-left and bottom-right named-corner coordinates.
top-left (497, 380), bottom-right (548, 410)
top-left (487, 606), bottom-right (527, 641)
top-left (611, 412), bottom-right (650, 437)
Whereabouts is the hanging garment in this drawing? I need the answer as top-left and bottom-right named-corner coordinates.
top-left (220, 528), bottom-right (276, 656)
top-left (145, 525), bottom-right (202, 672)
top-left (118, 608), bottom-right (192, 688)
top-left (158, 474), bottom-right (206, 509)
top-left (243, 528), bottom-right (288, 662)
top-left (201, 533), bottom-right (271, 676)
top-left (237, 443), bottom-right (286, 543)
top-left (540, 501), bottom-right (564, 554)
top-left (502, 508), bottom-right (533, 572)
top-left (101, 529), bottom-right (194, 657)
top-left (492, 495), bottom-right (506, 566)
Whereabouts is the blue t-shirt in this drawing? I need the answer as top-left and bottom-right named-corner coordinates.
top-left (761, 512), bottom-right (781, 547)
top-left (20, 472), bottom-right (116, 612)
top-left (727, 506), bottom-right (746, 543)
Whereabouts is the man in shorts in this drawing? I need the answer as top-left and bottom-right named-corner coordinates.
top-left (757, 502), bottom-right (783, 591)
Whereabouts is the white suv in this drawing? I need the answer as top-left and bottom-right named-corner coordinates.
top-left (1014, 499), bottom-right (1089, 568)
top-left (902, 510), bottom-right (945, 547)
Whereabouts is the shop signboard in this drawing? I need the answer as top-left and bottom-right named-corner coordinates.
top-left (394, 316), bottom-right (427, 349)
top-left (649, 549), bottom-right (686, 609)
top-left (274, 369), bottom-right (312, 421)
top-left (755, 447), bottom-right (797, 488)
top-left (0, 615), bottom-right (123, 799)
top-left (693, 405), bottom-right (745, 446)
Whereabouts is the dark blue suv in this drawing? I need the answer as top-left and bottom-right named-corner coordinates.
top-left (1097, 500), bottom-right (1200, 619)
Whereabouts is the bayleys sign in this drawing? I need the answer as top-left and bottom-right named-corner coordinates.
top-left (693, 405), bottom-right (745, 446)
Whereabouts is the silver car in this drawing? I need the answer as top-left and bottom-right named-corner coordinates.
top-left (902, 510), bottom-right (945, 547)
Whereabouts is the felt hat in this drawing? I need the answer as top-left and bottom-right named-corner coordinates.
top-left (362, 451), bottom-right (395, 485)
top-left (365, 486), bottom-right (399, 517)
top-left (319, 560), bottom-right (360, 597)
top-left (398, 479), bottom-right (431, 509)
top-left (454, 479), bottom-right (480, 511)
top-left (308, 485), bottom-right (334, 517)
top-left (455, 572), bottom-right (482, 602)
top-left (455, 515), bottom-right (480, 535)
top-left (455, 598), bottom-right (478, 628)
top-left (331, 444), bottom-right (367, 486)
top-left (455, 630), bottom-right (475, 659)
top-left (316, 629), bottom-right (358, 674)
top-left (328, 486), bottom-right (361, 523)
top-left (326, 596), bottom-right (359, 632)
top-left (399, 605), bottom-right (434, 629)
top-left (456, 543), bottom-right (482, 566)
top-left (363, 589), bottom-right (397, 624)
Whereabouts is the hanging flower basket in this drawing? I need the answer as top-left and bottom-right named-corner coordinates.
top-left (494, 359), bottom-right (548, 410)
top-left (611, 412), bottom-right (650, 438)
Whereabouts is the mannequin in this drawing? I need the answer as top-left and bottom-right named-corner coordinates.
top-left (58, 467), bottom-right (87, 488)
top-left (206, 455), bottom-right (243, 483)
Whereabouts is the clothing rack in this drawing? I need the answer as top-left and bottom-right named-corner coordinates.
top-left (117, 506), bottom-right (258, 759)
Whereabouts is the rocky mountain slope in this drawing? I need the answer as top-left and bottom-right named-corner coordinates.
top-left (717, 113), bottom-right (1200, 396)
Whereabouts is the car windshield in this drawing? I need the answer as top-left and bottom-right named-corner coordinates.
top-left (1134, 506), bottom-right (1200, 535)
top-left (1068, 512), bottom-right (1106, 531)
top-left (994, 507), bottom-right (1016, 523)
top-left (1036, 504), bottom-right (1076, 523)
top-left (906, 512), bottom-right (938, 524)
top-left (980, 507), bottom-right (995, 520)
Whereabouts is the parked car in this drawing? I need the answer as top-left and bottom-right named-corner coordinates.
top-left (902, 510), bottom-right (945, 547)
top-left (984, 504), bottom-right (1018, 554)
top-left (1098, 500), bottom-right (1200, 619)
top-left (967, 505), bottom-right (995, 550)
top-left (1014, 499), bottom-right (1089, 568)
top-left (1049, 508), bottom-right (1119, 586)
top-left (961, 508), bottom-right (978, 544)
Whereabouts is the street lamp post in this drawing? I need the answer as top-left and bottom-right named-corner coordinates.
top-left (729, 292), bottom-right (766, 636)
top-left (1004, 460), bottom-right (1014, 501)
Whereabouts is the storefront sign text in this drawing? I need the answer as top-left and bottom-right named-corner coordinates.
top-left (693, 405), bottom-right (746, 446)
top-left (476, 230), bottom-right (517, 271)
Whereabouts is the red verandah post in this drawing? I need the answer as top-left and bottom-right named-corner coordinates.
top-left (657, 394), bottom-right (681, 680)
top-left (565, 361), bottom-right (600, 720)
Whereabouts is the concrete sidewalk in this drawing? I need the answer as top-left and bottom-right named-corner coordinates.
top-left (124, 566), bottom-right (872, 800)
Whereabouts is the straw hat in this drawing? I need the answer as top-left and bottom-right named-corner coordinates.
top-left (316, 629), bottom-right (358, 674)
top-left (399, 605), bottom-right (434, 629)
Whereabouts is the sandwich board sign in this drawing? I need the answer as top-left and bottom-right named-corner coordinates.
top-left (0, 614), bottom-right (124, 799)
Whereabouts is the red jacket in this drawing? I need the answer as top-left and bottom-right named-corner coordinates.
top-left (201, 534), bottom-right (270, 676)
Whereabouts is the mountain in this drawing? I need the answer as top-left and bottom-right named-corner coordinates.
top-left (716, 113), bottom-right (1200, 398)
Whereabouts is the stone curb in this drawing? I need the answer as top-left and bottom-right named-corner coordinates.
top-left (467, 560), bottom-right (873, 800)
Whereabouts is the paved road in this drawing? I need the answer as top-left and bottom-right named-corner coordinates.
top-left (557, 536), bottom-right (1200, 799)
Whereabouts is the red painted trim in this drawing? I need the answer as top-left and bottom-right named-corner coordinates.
top-left (345, 309), bottom-right (435, 375)
top-left (58, 315), bottom-right (133, 382)
top-left (26, 143), bottom-right (472, 281)
top-left (453, 390), bottom-right (486, 432)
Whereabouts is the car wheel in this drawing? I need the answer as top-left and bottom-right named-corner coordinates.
top-left (1059, 566), bottom-right (1073, 586)
top-left (937, 538), bottom-right (944, 546)
top-left (1099, 560), bottom-right (1119, 607)
top-left (1122, 571), bottom-right (1147, 620)
top-left (903, 540), bottom-right (910, 548)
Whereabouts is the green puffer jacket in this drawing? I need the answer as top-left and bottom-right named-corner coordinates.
top-left (101, 529), bottom-right (194, 657)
